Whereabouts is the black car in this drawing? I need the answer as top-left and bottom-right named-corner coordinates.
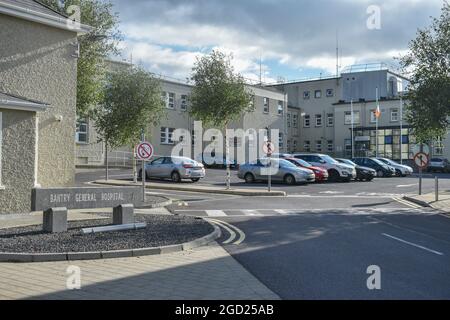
top-left (352, 157), bottom-right (395, 177)
top-left (336, 158), bottom-right (376, 181)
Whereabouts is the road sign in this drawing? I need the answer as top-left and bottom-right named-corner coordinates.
top-left (414, 152), bottom-right (429, 169)
top-left (136, 142), bottom-right (154, 160)
top-left (262, 141), bottom-right (275, 156)
top-left (411, 144), bottom-right (430, 157)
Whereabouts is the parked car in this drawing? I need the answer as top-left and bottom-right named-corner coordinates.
top-left (427, 158), bottom-right (450, 173)
top-left (270, 153), bottom-right (293, 159)
top-left (336, 158), bottom-right (376, 181)
top-left (284, 157), bottom-right (329, 182)
top-left (376, 158), bottom-right (413, 177)
top-left (352, 157), bottom-right (395, 177)
top-left (139, 156), bottom-right (205, 182)
top-left (196, 152), bottom-right (237, 169)
top-left (292, 153), bottom-right (357, 182)
top-left (238, 158), bottom-right (316, 185)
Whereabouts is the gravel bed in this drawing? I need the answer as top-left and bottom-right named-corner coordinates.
top-left (0, 215), bottom-right (213, 253)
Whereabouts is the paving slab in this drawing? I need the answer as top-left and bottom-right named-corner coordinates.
top-left (404, 191), bottom-right (450, 213)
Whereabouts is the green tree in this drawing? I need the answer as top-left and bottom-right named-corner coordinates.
top-left (400, 1), bottom-right (450, 143)
top-left (94, 66), bottom-right (165, 150)
top-left (38, 0), bottom-right (122, 117)
top-left (190, 50), bottom-right (254, 189)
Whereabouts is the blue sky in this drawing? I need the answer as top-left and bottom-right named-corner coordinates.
top-left (110, 0), bottom-right (444, 83)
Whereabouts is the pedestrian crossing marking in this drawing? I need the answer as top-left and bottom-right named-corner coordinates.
top-left (205, 210), bottom-right (227, 217)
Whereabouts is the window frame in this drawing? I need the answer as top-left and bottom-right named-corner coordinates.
top-left (304, 140), bottom-right (311, 152)
top-left (160, 127), bottom-right (175, 145)
top-left (390, 109), bottom-right (399, 122)
top-left (76, 118), bottom-right (88, 144)
top-left (303, 91), bottom-right (310, 100)
top-left (167, 92), bottom-right (175, 109)
top-left (327, 140), bottom-right (334, 152)
top-left (315, 114), bottom-right (322, 127)
top-left (344, 110), bottom-right (360, 125)
top-left (327, 113), bottom-right (334, 127)
top-left (277, 101), bottom-right (283, 116)
top-left (304, 115), bottom-right (310, 128)
top-left (263, 97), bottom-right (269, 114)
top-left (326, 89), bottom-right (334, 97)
top-left (316, 140), bottom-right (322, 152)
top-left (180, 94), bottom-right (188, 111)
top-left (314, 90), bottom-right (322, 99)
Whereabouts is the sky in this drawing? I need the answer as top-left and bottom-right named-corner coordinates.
top-left (110, 0), bottom-right (444, 84)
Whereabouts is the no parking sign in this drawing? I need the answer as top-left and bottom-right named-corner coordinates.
top-left (136, 142), bottom-right (154, 160)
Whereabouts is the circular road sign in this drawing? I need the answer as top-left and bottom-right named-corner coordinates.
top-left (262, 141), bottom-right (275, 156)
top-left (136, 142), bottom-right (154, 160)
top-left (414, 152), bottom-right (429, 169)
top-left (411, 144), bottom-right (430, 157)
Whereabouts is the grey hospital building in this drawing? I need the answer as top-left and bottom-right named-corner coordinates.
top-left (76, 62), bottom-right (450, 166)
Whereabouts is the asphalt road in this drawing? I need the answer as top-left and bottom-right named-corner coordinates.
top-left (76, 167), bottom-right (450, 299)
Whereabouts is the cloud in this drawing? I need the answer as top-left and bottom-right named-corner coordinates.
top-left (111, 0), bottom-right (443, 81)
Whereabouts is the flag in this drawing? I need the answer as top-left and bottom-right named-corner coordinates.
top-left (374, 104), bottom-right (381, 119)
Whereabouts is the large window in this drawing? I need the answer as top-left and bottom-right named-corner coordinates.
top-left (0, 112), bottom-right (3, 187)
top-left (315, 114), bottom-right (322, 127)
top-left (160, 127), bottom-right (175, 144)
top-left (277, 101), bottom-right (283, 116)
top-left (435, 137), bottom-right (444, 156)
top-left (304, 115), bottom-right (310, 128)
top-left (76, 118), bottom-right (88, 143)
top-left (364, 128), bottom-right (414, 160)
top-left (263, 97), bottom-right (269, 113)
top-left (344, 111), bottom-right (360, 125)
top-left (162, 92), bottom-right (175, 109)
top-left (180, 95), bottom-right (188, 111)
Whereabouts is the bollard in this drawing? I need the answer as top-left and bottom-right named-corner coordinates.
top-left (43, 207), bottom-right (68, 233)
top-left (435, 176), bottom-right (439, 202)
top-left (113, 204), bottom-right (135, 225)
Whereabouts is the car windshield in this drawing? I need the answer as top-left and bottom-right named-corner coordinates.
top-left (341, 159), bottom-right (357, 166)
top-left (371, 158), bottom-right (386, 166)
top-left (322, 155), bottom-right (339, 164)
top-left (381, 158), bottom-right (397, 165)
top-left (431, 158), bottom-right (443, 162)
top-left (290, 158), bottom-right (312, 167)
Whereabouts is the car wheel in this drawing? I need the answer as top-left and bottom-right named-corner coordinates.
top-left (284, 174), bottom-right (296, 185)
top-left (395, 169), bottom-right (402, 177)
top-left (328, 170), bottom-right (340, 182)
top-left (191, 178), bottom-right (200, 182)
top-left (244, 173), bottom-right (255, 184)
top-left (171, 171), bottom-right (181, 183)
top-left (377, 170), bottom-right (385, 177)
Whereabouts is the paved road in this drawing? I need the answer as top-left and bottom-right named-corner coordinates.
top-left (76, 168), bottom-right (450, 299)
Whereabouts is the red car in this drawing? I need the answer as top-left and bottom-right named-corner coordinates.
top-left (285, 158), bottom-right (329, 182)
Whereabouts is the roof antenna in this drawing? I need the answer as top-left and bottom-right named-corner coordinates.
top-left (336, 29), bottom-right (340, 85)
top-left (259, 53), bottom-right (262, 85)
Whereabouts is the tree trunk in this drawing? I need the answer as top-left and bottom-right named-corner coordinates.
top-left (225, 123), bottom-right (231, 190)
top-left (132, 144), bottom-right (137, 183)
top-left (105, 140), bottom-right (109, 181)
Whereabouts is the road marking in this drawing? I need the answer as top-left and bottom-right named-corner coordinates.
top-left (396, 184), bottom-right (418, 188)
top-left (207, 220), bottom-right (236, 244)
top-left (242, 210), bottom-right (264, 216)
top-left (392, 197), bottom-right (422, 209)
top-left (207, 218), bottom-right (246, 245)
top-left (205, 210), bottom-right (227, 217)
top-left (382, 233), bottom-right (444, 256)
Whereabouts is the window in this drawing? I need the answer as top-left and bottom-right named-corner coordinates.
top-left (279, 133), bottom-right (284, 148)
top-left (160, 127), bottom-right (175, 144)
top-left (287, 113), bottom-right (291, 127)
top-left (326, 89), bottom-right (334, 97)
top-left (292, 114), bottom-right (298, 128)
top-left (316, 140), bottom-right (322, 152)
top-left (303, 91), bottom-right (310, 99)
top-left (304, 115), bottom-right (310, 128)
top-left (304, 140), bottom-right (311, 152)
top-left (314, 90), bottom-right (322, 99)
top-left (0, 112), bottom-right (2, 187)
top-left (277, 101), bottom-right (283, 116)
top-left (76, 118), bottom-right (88, 143)
top-left (180, 95), bottom-right (188, 111)
top-left (391, 109), bottom-right (399, 122)
top-left (287, 140), bottom-right (291, 151)
top-left (327, 113), bottom-right (334, 127)
top-left (370, 110), bottom-right (377, 123)
top-left (293, 140), bottom-right (297, 151)
top-left (168, 92), bottom-right (175, 109)
top-left (263, 97), bottom-right (269, 113)
top-left (344, 111), bottom-right (360, 125)
top-left (435, 137), bottom-right (444, 156)
top-left (327, 140), bottom-right (334, 152)
top-left (315, 114), bottom-right (322, 127)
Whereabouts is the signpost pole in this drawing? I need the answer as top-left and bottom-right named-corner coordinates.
top-left (268, 154), bottom-right (272, 193)
top-left (419, 143), bottom-right (423, 196)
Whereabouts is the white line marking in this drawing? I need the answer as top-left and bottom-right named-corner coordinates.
top-left (207, 220), bottom-right (236, 244)
top-left (396, 184), bottom-right (418, 188)
top-left (205, 210), bottom-right (227, 217)
top-left (382, 233), bottom-right (444, 256)
top-left (207, 219), bottom-right (246, 245)
top-left (242, 210), bottom-right (264, 216)
top-left (393, 197), bottom-right (422, 209)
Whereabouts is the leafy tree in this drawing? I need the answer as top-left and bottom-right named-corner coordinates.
top-left (400, 1), bottom-right (450, 143)
top-left (190, 50), bottom-right (254, 189)
top-left (94, 66), bottom-right (165, 150)
top-left (38, 0), bottom-right (122, 116)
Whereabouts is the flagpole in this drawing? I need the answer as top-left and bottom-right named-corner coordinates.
top-left (351, 99), bottom-right (354, 159)
top-left (400, 96), bottom-right (403, 164)
top-left (376, 87), bottom-right (379, 158)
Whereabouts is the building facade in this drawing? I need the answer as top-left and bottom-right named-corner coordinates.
top-left (0, 0), bottom-right (89, 213)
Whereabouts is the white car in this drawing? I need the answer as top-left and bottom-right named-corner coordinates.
top-left (292, 154), bottom-right (357, 182)
top-left (376, 158), bottom-right (413, 177)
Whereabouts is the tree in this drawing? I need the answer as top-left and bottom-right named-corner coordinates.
top-left (94, 66), bottom-right (165, 180)
top-left (190, 50), bottom-right (254, 189)
top-left (94, 66), bottom-right (165, 149)
top-left (400, 1), bottom-right (450, 143)
top-left (38, 0), bottom-right (122, 117)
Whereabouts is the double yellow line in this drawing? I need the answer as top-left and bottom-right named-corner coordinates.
top-left (206, 218), bottom-right (246, 245)
top-left (392, 197), bottom-right (423, 209)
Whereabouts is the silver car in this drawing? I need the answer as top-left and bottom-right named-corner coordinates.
top-left (238, 158), bottom-right (315, 185)
top-left (376, 158), bottom-right (413, 177)
top-left (140, 156), bottom-right (205, 182)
